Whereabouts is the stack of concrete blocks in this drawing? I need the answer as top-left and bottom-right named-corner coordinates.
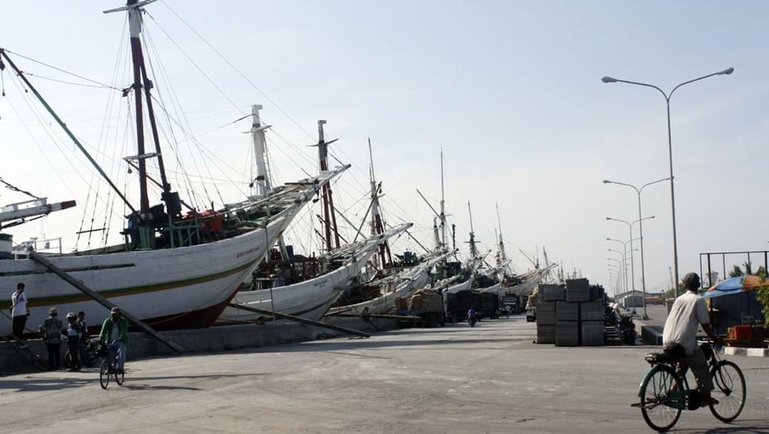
top-left (555, 300), bottom-right (579, 346)
top-left (581, 300), bottom-right (605, 346)
top-left (535, 284), bottom-right (562, 344)
top-left (550, 278), bottom-right (607, 347)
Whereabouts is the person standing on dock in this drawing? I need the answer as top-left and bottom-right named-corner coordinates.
top-left (10, 283), bottom-right (29, 340)
top-left (65, 312), bottom-right (83, 371)
top-left (77, 311), bottom-right (89, 362)
top-left (39, 307), bottom-right (65, 370)
top-left (99, 306), bottom-right (129, 373)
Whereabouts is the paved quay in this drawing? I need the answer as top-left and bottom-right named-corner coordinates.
top-left (1, 317), bottom-right (767, 434)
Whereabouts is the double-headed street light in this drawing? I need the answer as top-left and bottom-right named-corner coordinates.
top-left (604, 177), bottom-right (669, 319)
top-left (602, 67), bottom-right (734, 297)
top-left (607, 257), bottom-right (624, 293)
top-left (607, 236), bottom-right (639, 294)
top-left (608, 248), bottom-right (627, 293)
top-left (608, 274), bottom-right (620, 297)
top-left (606, 216), bottom-right (655, 313)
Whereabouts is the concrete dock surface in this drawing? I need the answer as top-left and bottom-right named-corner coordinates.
top-left (1, 316), bottom-right (767, 433)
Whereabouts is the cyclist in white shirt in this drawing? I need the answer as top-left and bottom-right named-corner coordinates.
top-left (662, 272), bottom-right (722, 406)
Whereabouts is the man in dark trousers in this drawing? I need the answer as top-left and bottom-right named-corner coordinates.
top-left (99, 306), bottom-right (129, 373)
top-left (39, 307), bottom-right (65, 370)
top-left (662, 272), bottom-right (723, 406)
top-left (10, 282), bottom-right (29, 339)
top-left (65, 312), bottom-right (83, 371)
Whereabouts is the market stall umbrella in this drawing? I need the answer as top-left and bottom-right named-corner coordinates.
top-left (703, 275), bottom-right (769, 299)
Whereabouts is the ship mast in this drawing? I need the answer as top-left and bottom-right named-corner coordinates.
top-left (248, 104), bottom-right (290, 263)
top-left (495, 203), bottom-right (507, 265)
top-left (466, 201), bottom-right (478, 259)
top-left (105, 0), bottom-right (180, 248)
top-left (415, 150), bottom-right (449, 253)
top-left (250, 104), bottom-right (272, 197)
top-left (368, 139), bottom-right (391, 266)
top-left (317, 120), bottom-right (340, 252)
top-left (439, 149), bottom-right (447, 250)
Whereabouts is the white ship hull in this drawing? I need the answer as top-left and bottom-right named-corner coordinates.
top-left (1, 212), bottom-right (294, 335)
top-left (220, 249), bottom-right (377, 323)
top-left (444, 277), bottom-right (474, 294)
top-left (327, 259), bottom-right (439, 316)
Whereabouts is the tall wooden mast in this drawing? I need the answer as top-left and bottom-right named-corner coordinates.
top-left (250, 104), bottom-right (272, 197)
top-left (495, 203), bottom-right (507, 265)
top-left (127, 0), bottom-right (150, 229)
top-left (439, 149), bottom-right (447, 250)
top-left (105, 0), bottom-right (180, 248)
top-left (317, 120), bottom-right (340, 252)
top-left (368, 139), bottom-right (391, 267)
top-left (467, 201), bottom-right (478, 259)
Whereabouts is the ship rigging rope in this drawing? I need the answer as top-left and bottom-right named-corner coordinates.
top-left (20, 72), bottom-right (118, 90)
top-left (5, 72), bottom-right (127, 248)
top-left (143, 7), bottom-right (426, 253)
top-left (159, 2), bottom-right (316, 142)
top-left (144, 11), bottom-right (244, 117)
top-left (2, 49), bottom-right (121, 90)
top-left (0, 178), bottom-right (40, 200)
top-left (5, 75), bottom-right (94, 205)
top-left (157, 2), bottom-right (371, 205)
top-left (150, 5), bottom-right (385, 228)
top-left (80, 20), bottom-right (128, 250)
top-left (142, 23), bottom-right (215, 210)
top-left (148, 93), bottom-right (250, 201)
top-left (95, 22), bottom-right (131, 248)
top-left (148, 7), bottom-right (320, 193)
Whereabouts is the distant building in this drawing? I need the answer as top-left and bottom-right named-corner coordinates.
top-left (616, 290), bottom-right (644, 308)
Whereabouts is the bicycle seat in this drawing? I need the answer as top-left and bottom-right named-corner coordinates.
top-left (645, 344), bottom-right (685, 365)
top-left (645, 352), bottom-right (675, 364)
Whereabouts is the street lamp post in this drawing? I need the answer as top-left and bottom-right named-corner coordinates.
top-left (604, 177), bottom-right (669, 319)
top-left (601, 67), bottom-right (734, 297)
top-left (607, 236), bottom-right (640, 294)
top-left (608, 271), bottom-right (620, 297)
top-left (607, 262), bottom-right (622, 290)
top-left (608, 248), bottom-right (627, 293)
top-left (607, 257), bottom-right (624, 293)
top-left (607, 216), bottom-right (655, 308)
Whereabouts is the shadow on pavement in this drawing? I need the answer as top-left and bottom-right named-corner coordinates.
top-left (0, 372), bottom-right (262, 392)
top-left (0, 376), bottom-right (97, 392)
top-left (247, 337), bottom-right (515, 354)
top-left (121, 383), bottom-right (201, 391)
top-left (702, 420), bottom-right (769, 434)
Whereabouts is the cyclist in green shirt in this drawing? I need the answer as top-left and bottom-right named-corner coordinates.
top-left (99, 306), bottom-right (129, 373)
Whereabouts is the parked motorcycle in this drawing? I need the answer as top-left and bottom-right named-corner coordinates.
top-left (619, 314), bottom-right (636, 345)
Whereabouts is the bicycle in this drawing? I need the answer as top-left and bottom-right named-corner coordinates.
top-left (635, 341), bottom-right (746, 432)
top-left (97, 342), bottom-right (125, 389)
top-left (64, 339), bottom-right (100, 369)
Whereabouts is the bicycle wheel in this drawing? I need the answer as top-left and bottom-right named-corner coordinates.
top-left (640, 365), bottom-right (684, 432)
top-left (63, 351), bottom-right (72, 369)
top-left (99, 359), bottom-right (111, 389)
top-left (710, 360), bottom-right (746, 422)
top-left (115, 365), bottom-right (125, 386)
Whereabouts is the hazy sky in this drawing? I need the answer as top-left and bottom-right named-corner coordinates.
top-left (2, 1), bottom-right (768, 295)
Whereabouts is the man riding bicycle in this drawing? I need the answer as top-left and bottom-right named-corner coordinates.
top-left (662, 272), bottom-right (723, 407)
top-left (99, 306), bottom-right (129, 373)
